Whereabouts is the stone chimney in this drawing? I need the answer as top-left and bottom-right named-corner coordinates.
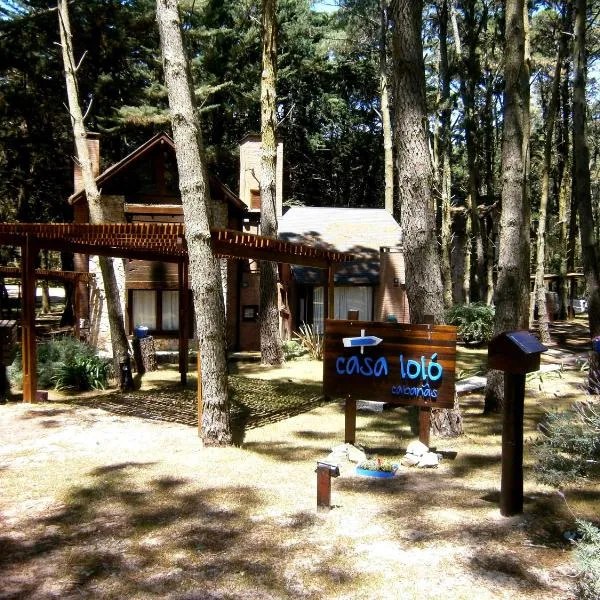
top-left (73, 132), bottom-right (101, 193)
top-left (239, 133), bottom-right (283, 217)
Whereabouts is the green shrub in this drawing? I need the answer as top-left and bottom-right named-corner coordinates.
top-left (53, 355), bottom-right (110, 391)
top-left (533, 402), bottom-right (600, 486)
top-left (445, 302), bottom-right (495, 346)
top-left (10, 337), bottom-right (109, 391)
top-left (282, 339), bottom-right (307, 361)
top-left (294, 323), bottom-right (323, 361)
top-left (574, 519), bottom-right (600, 599)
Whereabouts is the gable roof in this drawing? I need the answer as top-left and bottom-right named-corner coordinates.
top-left (68, 132), bottom-right (246, 212)
top-left (279, 207), bottom-right (403, 285)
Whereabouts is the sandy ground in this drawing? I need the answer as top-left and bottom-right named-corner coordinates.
top-left (0, 318), bottom-right (596, 599)
top-left (1, 368), bottom-right (595, 599)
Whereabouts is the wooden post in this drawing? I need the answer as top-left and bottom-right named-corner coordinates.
top-left (21, 237), bottom-right (37, 403)
top-left (178, 260), bottom-right (189, 386)
top-left (347, 309), bottom-right (359, 321)
top-left (419, 314), bottom-right (435, 446)
top-left (344, 395), bottom-right (356, 444)
top-left (328, 264), bottom-right (335, 319)
top-left (73, 275), bottom-right (80, 340)
top-left (419, 407), bottom-right (431, 447)
top-left (500, 372), bottom-right (525, 516)
top-left (316, 462), bottom-right (339, 512)
top-left (197, 341), bottom-right (203, 438)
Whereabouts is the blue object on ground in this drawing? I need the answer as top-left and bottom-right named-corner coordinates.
top-left (135, 325), bottom-right (149, 339)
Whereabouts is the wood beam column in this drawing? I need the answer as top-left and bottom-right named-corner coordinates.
top-left (21, 236), bottom-right (37, 403)
top-left (178, 260), bottom-right (189, 385)
top-left (327, 264), bottom-right (335, 319)
top-left (73, 275), bottom-right (80, 340)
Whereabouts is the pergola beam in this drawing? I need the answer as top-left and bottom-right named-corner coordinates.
top-left (0, 223), bottom-right (354, 413)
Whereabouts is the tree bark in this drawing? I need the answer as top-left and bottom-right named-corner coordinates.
top-left (451, 1), bottom-right (485, 303)
top-left (57, 0), bottom-right (133, 389)
top-left (534, 44), bottom-right (564, 345)
top-left (573, 0), bottom-right (600, 346)
top-left (558, 28), bottom-right (572, 321)
top-left (392, 0), bottom-right (461, 437)
top-left (484, 0), bottom-right (530, 413)
top-left (438, 0), bottom-right (453, 309)
top-left (156, 0), bottom-right (231, 445)
top-left (259, 0), bottom-right (284, 366)
top-left (380, 0), bottom-right (394, 215)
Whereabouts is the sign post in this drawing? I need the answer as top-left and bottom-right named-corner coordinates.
top-left (324, 319), bottom-right (457, 445)
top-left (488, 331), bottom-right (547, 516)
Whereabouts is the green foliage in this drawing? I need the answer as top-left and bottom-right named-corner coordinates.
top-left (282, 339), bottom-right (308, 361)
top-left (445, 302), bottom-right (495, 346)
top-left (357, 458), bottom-right (398, 472)
top-left (294, 324), bottom-right (323, 361)
top-left (573, 519), bottom-right (600, 599)
top-left (533, 402), bottom-right (600, 486)
top-left (10, 337), bottom-right (109, 391)
top-left (53, 355), bottom-right (110, 391)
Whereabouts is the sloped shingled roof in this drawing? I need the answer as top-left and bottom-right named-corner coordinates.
top-left (279, 207), bottom-right (403, 285)
top-left (68, 132), bottom-right (246, 212)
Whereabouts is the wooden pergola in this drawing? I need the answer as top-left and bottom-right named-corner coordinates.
top-left (0, 266), bottom-right (95, 338)
top-left (0, 223), bottom-right (354, 411)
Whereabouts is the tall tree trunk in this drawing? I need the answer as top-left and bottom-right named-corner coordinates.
top-left (57, 0), bottom-right (133, 389)
top-left (484, 0), bottom-right (530, 413)
top-left (483, 64), bottom-right (497, 305)
top-left (156, 0), bottom-right (231, 445)
top-left (380, 0), bottom-right (394, 214)
top-left (438, 0), bottom-right (453, 309)
top-left (451, 1), bottom-right (484, 302)
top-left (557, 20), bottom-right (572, 321)
top-left (392, 0), bottom-right (462, 437)
top-left (573, 0), bottom-right (600, 348)
top-left (259, 0), bottom-right (284, 366)
top-left (534, 44), bottom-right (564, 344)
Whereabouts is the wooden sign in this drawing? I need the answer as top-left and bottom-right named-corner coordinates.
top-left (324, 319), bottom-right (457, 409)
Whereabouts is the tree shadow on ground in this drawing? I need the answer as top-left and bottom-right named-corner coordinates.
top-left (70, 377), bottom-right (329, 446)
top-left (0, 462), bottom-right (361, 599)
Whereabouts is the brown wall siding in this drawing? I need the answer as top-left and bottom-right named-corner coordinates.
top-left (226, 258), bottom-right (239, 349)
top-left (374, 248), bottom-right (410, 323)
top-left (238, 270), bottom-right (260, 351)
top-left (126, 260), bottom-right (180, 288)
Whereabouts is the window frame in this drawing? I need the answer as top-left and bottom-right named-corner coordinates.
top-left (128, 288), bottom-right (194, 337)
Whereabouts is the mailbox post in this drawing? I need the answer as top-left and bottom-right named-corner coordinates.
top-left (488, 331), bottom-right (547, 516)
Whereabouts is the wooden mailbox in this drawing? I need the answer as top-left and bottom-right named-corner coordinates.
top-left (488, 330), bottom-right (547, 517)
top-left (488, 331), bottom-right (546, 374)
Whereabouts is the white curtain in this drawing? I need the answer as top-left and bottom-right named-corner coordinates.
top-left (162, 290), bottom-right (179, 331)
top-left (132, 290), bottom-right (157, 329)
top-left (312, 286), bottom-right (373, 332)
top-left (313, 286), bottom-right (324, 333)
top-left (334, 287), bottom-right (373, 321)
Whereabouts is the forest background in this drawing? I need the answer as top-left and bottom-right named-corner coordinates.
top-left (0, 0), bottom-right (599, 307)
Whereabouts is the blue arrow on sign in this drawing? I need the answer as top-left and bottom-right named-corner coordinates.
top-left (343, 329), bottom-right (383, 354)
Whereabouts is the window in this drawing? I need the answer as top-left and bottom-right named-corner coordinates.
top-left (250, 189), bottom-right (261, 210)
top-left (132, 290), bottom-right (157, 329)
top-left (311, 286), bottom-right (373, 333)
top-left (242, 305), bottom-right (258, 321)
top-left (162, 290), bottom-right (179, 330)
top-left (129, 289), bottom-right (192, 335)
